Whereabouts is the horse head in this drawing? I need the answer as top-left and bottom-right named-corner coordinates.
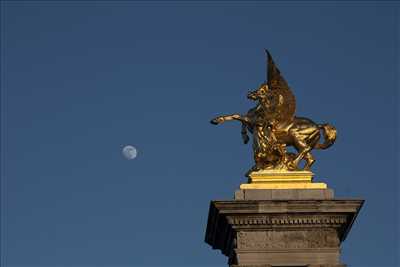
top-left (248, 83), bottom-right (283, 110)
top-left (247, 83), bottom-right (269, 101)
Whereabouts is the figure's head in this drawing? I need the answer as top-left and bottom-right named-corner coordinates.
top-left (247, 83), bottom-right (269, 101)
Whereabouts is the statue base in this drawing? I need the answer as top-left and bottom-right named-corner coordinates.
top-left (235, 188), bottom-right (334, 200)
top-left (240, 170), bottom-right (327, 189)
top-left (205, 189), bottom-right (363, 267)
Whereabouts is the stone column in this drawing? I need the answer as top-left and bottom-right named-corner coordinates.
top-left (205, 189), bottom-right (363, 267)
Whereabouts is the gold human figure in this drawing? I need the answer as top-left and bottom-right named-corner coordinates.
top-left (211, 51), bottom-right (336, 172)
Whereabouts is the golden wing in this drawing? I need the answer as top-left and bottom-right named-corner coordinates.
top-left (265, 50), bottom-right (296, 127)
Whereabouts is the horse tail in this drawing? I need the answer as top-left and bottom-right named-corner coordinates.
top-left (315, 124), bottom-right (337, 149)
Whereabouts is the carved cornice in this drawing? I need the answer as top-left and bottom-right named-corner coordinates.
top-left (205, 199), bottom-right (364, 257)
top-left (228, 214), bottom-right (347, 226)
top-left (212, 199), bottom-right (364, 214)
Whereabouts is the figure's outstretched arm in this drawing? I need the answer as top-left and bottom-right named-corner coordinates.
top-left (210, 114), bottom-right (249, 125)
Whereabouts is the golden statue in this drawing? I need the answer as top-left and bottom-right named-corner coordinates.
top-left (211, 51), bottom-right (336, 188)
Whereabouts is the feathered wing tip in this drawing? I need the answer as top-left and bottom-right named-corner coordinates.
top-left (262, 49), bottom-right (297, 124)
top-left (264, 49), bottom-right (289, 90)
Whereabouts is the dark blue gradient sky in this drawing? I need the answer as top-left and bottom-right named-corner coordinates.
top-left (1, 2), bottom-right (399, 267)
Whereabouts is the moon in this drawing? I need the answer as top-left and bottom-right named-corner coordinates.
top-left (122, 145), bottom-right (137, 160)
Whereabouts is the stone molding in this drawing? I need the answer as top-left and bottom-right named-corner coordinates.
top-left (228, 214), bottom-right (347, 226)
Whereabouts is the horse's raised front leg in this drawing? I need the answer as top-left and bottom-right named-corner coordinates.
top-left (210, 114), bottom-right (248, 125)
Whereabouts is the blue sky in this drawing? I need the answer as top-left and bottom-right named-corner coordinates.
top-left (1, 2), bottom-right (399, 267)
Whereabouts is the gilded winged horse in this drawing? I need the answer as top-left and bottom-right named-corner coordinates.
top-left (210, 51), bottom-right (336, 171)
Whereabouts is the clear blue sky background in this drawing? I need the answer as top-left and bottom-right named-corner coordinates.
top-left (1, 2), bottom-right (399, 267)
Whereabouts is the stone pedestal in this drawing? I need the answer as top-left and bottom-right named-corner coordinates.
top-left (205, 189), bottom-right (363, 267)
